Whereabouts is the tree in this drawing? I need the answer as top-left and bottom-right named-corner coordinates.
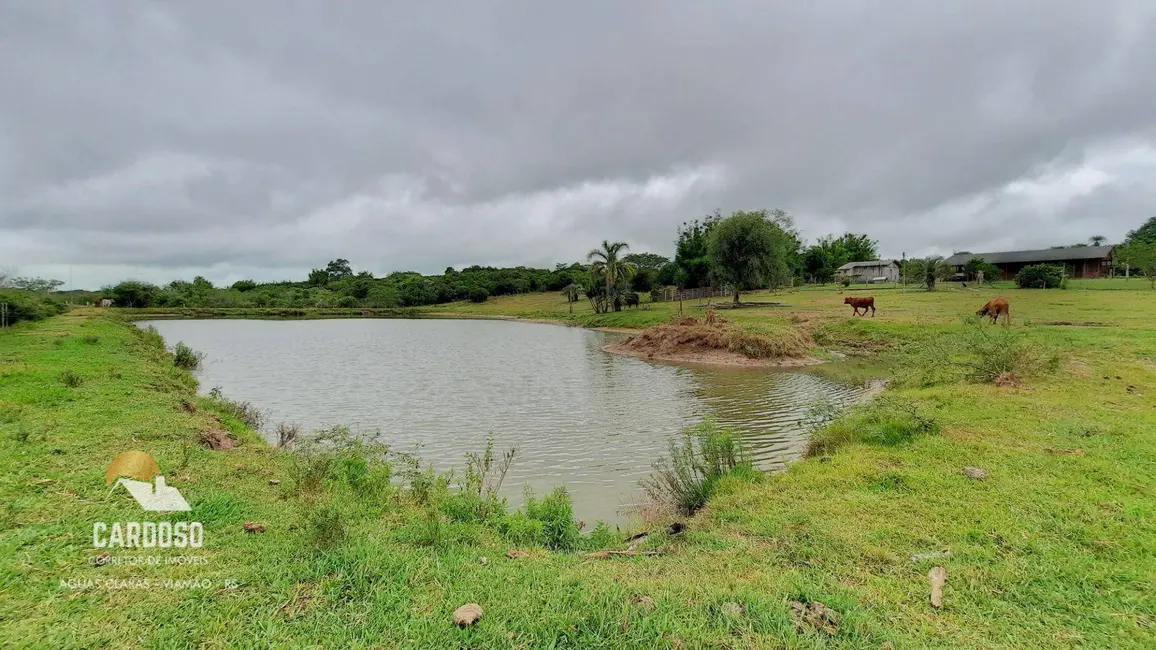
top-left (803, 233), bottom-right (880, 283)
top-left (1116, 242), bottom-right (1156, 288)
top-left (231, 280), bottom-right (258, 292)
top-left (587, 240), bottom-right (635, 312)
top-left (964, 257), bottom-right (1000, 283)
top-left (1089, 235), bottom-right (1107, 247)
top-left (622, 253), bottom-right (670, 271)
top-left (1125, 217), bottom-right (1156, 246)
top-left (707, 210), bottom-right (793, 304)
top-left (560, 283), bottom-right (582, 314)
top-left (672, 212), bottom-right (721, 289)
top-left (325, 259), bottom-right (353, 280)
top-left (105, 280), bottom-right (160, 307)
top-left (12, 277), bottom-right (65, 293)
top-left (904, 256), bottom-right (950, 291)
top-left (307, 268), bottom-right (330, 287)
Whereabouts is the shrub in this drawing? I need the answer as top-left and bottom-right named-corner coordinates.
top-left (172, 342), bottom-right (205, 370)
top-left (444, 437), bottom-right (515, 522)
top-left (468, 287), bottom-right (490, 303)
top-left (522, 486), bottom-right (580, 551)
top-left (642, 420), bottom-right (752, 516)
top-left (497, 512), bottom-right (546, 547)
top-left (900, 323), bottom-right (1060, 387)
top-left (841, 277), bottom-right (852, 287)
top-left (275, 422), bottom-right (301, 449)
top-left (1015, 263), bottom-right (1064, 289)
top-left (231, 280), bottom-right (258, 292)
top-left (59, 369), bottom-right (83, 388)
top-left (0, 290), bottom-right (67, 325)
top-left (336, 295), bottom-right (360, 308)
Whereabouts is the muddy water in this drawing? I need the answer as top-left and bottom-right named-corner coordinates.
top-left (140, 319), bottom-right (869, 524)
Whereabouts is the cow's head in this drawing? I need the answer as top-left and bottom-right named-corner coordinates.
top-left (843, 297), bottom-right (853, 305)
top-left (976, 305), bottom-right (989, 316)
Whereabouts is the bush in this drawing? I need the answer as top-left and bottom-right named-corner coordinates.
top-left (1015, 264), bottom-right (1064, 289)
top-left (172, 342), bottom-right (205, 370)
top-left (522, 486), bottom-right (580, 550)
top-left (59, 369), bottom-right (83, 388)
top-left (841, 277), bottom-right (852, 287)
top-left (231, 280), bottom-right (258, 292)
top-left (336, 295), bottom-right (360, 308)
top-left (468, 287), bottom-right (490, 303)
top-left (0, 290), bottom-right (67, 325)
top-left (642, 420), bottom-right (752, 516)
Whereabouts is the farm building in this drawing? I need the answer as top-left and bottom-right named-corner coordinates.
top-left (836, 260), bottom-right (900, 283)
top-left (943, 246), bottom-right (1115, 280)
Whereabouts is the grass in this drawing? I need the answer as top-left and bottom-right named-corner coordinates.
top-left (2, 283), bottom-right (1155, 648)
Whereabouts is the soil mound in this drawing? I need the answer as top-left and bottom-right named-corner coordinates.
top-left (604, 314), bottom-right (818, 367)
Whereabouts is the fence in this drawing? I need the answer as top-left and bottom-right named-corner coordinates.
top-left (649, 286), bottom-right (734, 303)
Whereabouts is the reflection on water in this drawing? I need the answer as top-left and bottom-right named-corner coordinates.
top-left (140, 319), bottom-right (868, 524)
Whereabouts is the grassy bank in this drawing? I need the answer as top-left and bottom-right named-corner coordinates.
top-left (2, 285), bottom-right (1155, 648)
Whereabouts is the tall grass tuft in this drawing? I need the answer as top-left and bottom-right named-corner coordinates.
top-left (807, 395), bottom-right (940, 457)
top-left (59, 369), bottom-right (83, 388)
top-left (172, 342), bottom-right (205, 370)
top-left (522, 485), bottom-right (580, 550)
top-left (206, 387), bottom-right (266, 431)
top-left (643, 420), bottom-right (752, 516)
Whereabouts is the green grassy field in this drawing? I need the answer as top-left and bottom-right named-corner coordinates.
top-left (2, 284), bottom-right (1155, 648)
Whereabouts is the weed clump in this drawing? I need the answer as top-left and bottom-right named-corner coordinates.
top-left (206, 387), bottom-right (266, 431)
top-left (59, 369), bottom-right (83, 388)
top-left (643, 420), bottom-right (752, 516)
top-left (275, 422), bottom-right (301, 449)
top-left (521, 485), bottom-right (580, 550)
top-left (172, 342), bottom-right (205, 370)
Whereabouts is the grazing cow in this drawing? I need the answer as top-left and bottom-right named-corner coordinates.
top-left (844, 296), bottom-right (875, 317)
top-left (100, 299), bottom-right (113, 308)
top-left (625, 292), bottom-right (640, 308)
top-left (977, 297), bottom-right (1010, 325)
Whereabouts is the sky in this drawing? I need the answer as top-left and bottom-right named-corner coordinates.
top-left (2, 1), bottom-right (1155, 290)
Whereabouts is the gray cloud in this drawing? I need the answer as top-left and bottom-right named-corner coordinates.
top-left (2, 0), bottom-right (1155, 288)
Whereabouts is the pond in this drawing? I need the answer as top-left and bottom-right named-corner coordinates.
top-left (140, 318), bottom-right (869, 525)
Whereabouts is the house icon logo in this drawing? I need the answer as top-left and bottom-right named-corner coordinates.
top-left (106, 451), bottom-right (191, 512)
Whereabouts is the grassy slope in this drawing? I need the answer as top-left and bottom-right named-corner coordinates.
top-left (0, 286), bottom-right (1153, 648)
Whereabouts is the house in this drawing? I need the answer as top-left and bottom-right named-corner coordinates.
top-left (943, 246), bottom-right (1115, 280)
top-left (836, 260), bottom-right (900, 283)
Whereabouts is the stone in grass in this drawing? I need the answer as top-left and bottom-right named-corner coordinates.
top-left (962, 466), bottom-right (987, 479)
top-left (243, 522), bottom-right (266, 533)
top-left (452, 603), bottom-right (484, 626)
top-left (790, 601), bottom-right (840, 636)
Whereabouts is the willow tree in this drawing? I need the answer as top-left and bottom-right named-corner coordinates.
top-left (707, 210), bottom-right (793, 305)
top-left (587, 240), bottom-right (635, 312)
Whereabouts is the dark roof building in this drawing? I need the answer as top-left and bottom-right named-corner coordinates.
top-left (944, 246), bottom-right (1115, 280)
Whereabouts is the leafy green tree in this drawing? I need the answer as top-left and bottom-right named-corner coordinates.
top-left (231, 279), bottom-right (258, 292)
top-left (964, 257), bottom-right (1001, 283)
top-left (673, 212), bottom-right (721, 289)
top-left (1116, 242), bottom-right (1156, 288)
top-left (365, 284), bottom-right (401, 308)
top-left (325, 259), bottom-right (353, 280)
top-left (105, 280), bottom-right (161, 307)
top-left (307, 268), bottom-right (330, 287)
top-left (587, 240), bottom-right (635, 312)
top-left (1015, 264), bottom-right (1065, 289)
top-left (1125, 217), bottom-right (1156, 245)
top-left (904, 257), bottom-right (950, 291)
top-left (622, 252), bottom-right (670, 271)
top-left (11, 277), bottom-right (64, 293)
top-left (1089, 235), bottom-right (1107, 246)
top-left (707, 210), bottom-right (794, 304)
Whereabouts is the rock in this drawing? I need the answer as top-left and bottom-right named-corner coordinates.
top-left (667, 522), bottom-right (686, 535)
top-left (243, 522), bottom-right (266, 533)
top-left (790, 600), bottom-right (840, 635)
top-left (269, 479), bottom-right (281, 486)
top-left (479, 556), bottom-right (488, 566)
top-left (200, 428), bottom-right (237, 450)
top-left (962, 466), bottom-right (987, 479)
top-left (929, 566), bottom-right (947, 608)
top-left (452, 603), bottom-right (483, 626)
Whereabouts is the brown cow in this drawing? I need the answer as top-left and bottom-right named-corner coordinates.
top-left (844, 296), bottom-right (875, 317)
top-left (977, 297), bottom-right (1010, 325)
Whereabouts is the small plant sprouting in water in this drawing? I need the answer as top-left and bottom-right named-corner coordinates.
top-left (59, 369), bottom-right (83, 388)
top-left (642, 419), bottom-right (753, 516)
top-left (275, 422), bottom-right (302, 449)
top-left (172, 342), bottom-right (205, 370)
top-left (448, 436), bottom-right (516, 521)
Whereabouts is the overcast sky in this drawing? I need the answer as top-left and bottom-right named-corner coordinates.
top-left (2, 1), bottom-right (1154, 289)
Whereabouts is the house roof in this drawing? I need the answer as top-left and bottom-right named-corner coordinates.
top-left (836, 260), bottom-right (897, 270)
top-left (943, 246), bottom-right (1114, 267)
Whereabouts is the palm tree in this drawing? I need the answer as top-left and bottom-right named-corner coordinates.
top-left (904, 256), bottom-right (948, 291)
top-left (560, 283), bottom-right (582, 314)
top-left (587, 240), bottom-right (635, 312)
top-left (1089, 235), bottom-right (1107, 247)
